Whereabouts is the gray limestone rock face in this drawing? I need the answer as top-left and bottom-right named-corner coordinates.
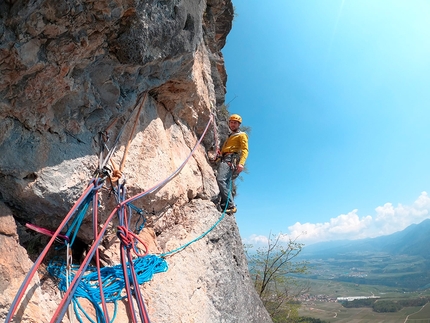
top-left (0, 0), bottom-right (272, 322)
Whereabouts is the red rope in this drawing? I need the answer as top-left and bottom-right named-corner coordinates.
top-left (50, 205), bottom-right (119, 323)
top-left (123, 113), bottom-right (214, 205)
top-left (5, 181), bottom-right (96, 323)
top-left (93, 189), bottom-right (110, 323)
top-left (117, 225), bottom-right (149, 257)
top-left (25, 223), bottom-right (70, 242)
top-left (9, 113), bottom-right (215, 323)
top-left (117, 187), bottom-right (150, 323)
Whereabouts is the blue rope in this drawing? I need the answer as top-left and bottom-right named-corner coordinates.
top-left (160, 211), bottom-right (225, 257)
top-left (47, 159), bottom-right (232, 321)
top-left (160, 175), bottom-right (233, 257)
top-left (65, 194), bottom-right (93, 246)
top-left (47, 255), bottom-right (168, 322)
top-left (127, 202), bottom-right (146, 234)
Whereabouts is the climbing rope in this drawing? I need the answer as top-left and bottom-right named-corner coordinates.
top-left (98, 116), bottom-right (118, 172)
top-left (123, 113), bottom-right (214, 205)
top-left (119, 93), bottom-right (147, 173)
top-left (160, 174), bottom-right (233, 257)
top-left (98, 93), bottom-right (147, 173)
top-left (92, 182), bottom-right (110, 323)
top-left (5, 179), bottom-right (99, 323)
top-left (25, 223), bottom-right (70, 242)
top-left (115, 183), bottom-right (151, 323)
top-left (47, 255), bottom-right (168, 323)
top-left (49, 113), bottom-right (216, 323)
top-left (6, 108), bottom-right (220, 323)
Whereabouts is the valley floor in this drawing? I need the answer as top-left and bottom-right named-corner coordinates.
top-left (295, 278), bottom-right (430, 323)
top-left (299, 301), bottom-right (430, 323)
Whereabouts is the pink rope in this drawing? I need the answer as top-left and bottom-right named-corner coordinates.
top-left (52, 114), bottom-right (214, 322)
top-left (6, 181), bottom-right (96, 323)
top-left (9, 113), bottom-right (215, 323)
top-left (123, 113), bottom-right (213, 205)
top-left (25, 223), bottom-right (70, 242)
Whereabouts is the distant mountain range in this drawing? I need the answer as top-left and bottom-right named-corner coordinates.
top-left (300, 219), bottom-right (430, 260)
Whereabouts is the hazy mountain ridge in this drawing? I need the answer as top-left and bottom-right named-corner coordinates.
top-left (300, 219), bottom-right (430, 259)
top-left (296, 220), bottom-right (430, 290)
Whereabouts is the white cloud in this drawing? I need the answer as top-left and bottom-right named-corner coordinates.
top-left (370, 191), bottom-right (430, 236)
top-left (249, 191), bottom-right (430, 246)
top-left (245, 234), bottom-right (269, 245)
top-left (287, 209), bottom-right (373, 244)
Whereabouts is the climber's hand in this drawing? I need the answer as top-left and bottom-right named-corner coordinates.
top-left (236, 164), bottom-right (244, 174)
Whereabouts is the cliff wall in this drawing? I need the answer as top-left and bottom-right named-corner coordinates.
top-left (0, 0), bottom-right (272, 322)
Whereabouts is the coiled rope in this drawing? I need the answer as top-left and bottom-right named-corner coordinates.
top-left (49, 112), bottom-right (216, 323)
top-left (47, 255), bottom-right (168, 323)
top-left (6, 106), bottom-right (226, 323)
top-left (5, 179), bottom-right (99, 323)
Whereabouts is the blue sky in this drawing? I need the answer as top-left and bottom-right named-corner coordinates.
top-left (222, 0), bottom-right (430, 245)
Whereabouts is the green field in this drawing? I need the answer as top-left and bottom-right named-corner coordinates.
top-left (408, 302), bottom-right (430, 321)
top-left (296, 277), bottom-right (428, 298)
top-left (285, 246), bottom-right (430, 321)
top-left (302, 253), bottom-right (430, 290)
top-left (295, 278), bottom-right (430, 322)
top-left (299, 302), bottom-right (424, 323)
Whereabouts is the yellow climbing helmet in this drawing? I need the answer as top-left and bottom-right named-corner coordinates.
top-left (229, 114), bottom-right (242, 124)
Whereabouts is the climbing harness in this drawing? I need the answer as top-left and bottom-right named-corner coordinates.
top-left (6, 102), bottom-right (230, 323)
top-left (221, 152), bottom-right (239, 171)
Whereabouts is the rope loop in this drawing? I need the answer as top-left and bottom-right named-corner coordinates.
top-left (117, 226), bottom-right (149, 257)
top-left (91, 177), bottom-right (105, 190)
top-left (6, 108), bottom-right (214, 323)
top-left (112, 169), bottom-right (122, 179)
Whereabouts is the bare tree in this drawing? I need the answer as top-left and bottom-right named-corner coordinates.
top-left (246, 233), bottom-right (309, 322)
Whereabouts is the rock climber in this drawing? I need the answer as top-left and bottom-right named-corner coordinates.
top-left (216, 113), bottom-right (248, 214)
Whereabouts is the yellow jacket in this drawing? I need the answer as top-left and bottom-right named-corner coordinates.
top-left (220, 131), bottom-right (249, 165)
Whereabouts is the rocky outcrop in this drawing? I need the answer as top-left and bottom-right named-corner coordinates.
top-left (0, 0), bottom-right (272, 322)
top-left (0, 203), bottom-right (59, 323)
